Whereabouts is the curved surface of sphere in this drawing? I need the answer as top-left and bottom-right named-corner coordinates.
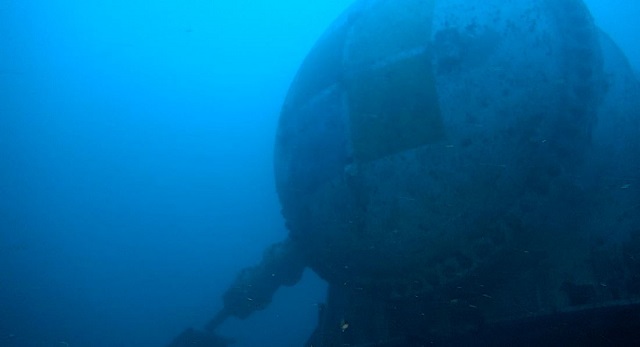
top-left (275, 0), bottom-right (640, 318)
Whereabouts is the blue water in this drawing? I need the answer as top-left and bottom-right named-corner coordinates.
top-left (0, 1), bottom-right (638, 346)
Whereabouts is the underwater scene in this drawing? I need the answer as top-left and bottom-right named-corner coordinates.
top-left (1, 0), bottom-right (640, 346)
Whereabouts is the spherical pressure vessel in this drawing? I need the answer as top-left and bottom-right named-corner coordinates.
top-left (274, 0), bottom-right (640, 325)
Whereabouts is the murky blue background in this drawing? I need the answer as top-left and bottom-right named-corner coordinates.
top-left (1, 1), bottom-right (638, 346)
